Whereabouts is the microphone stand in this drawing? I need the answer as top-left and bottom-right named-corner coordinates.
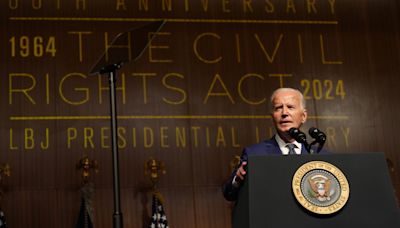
top-left (100, 63), bottom-right (123, 228)
top-left (88, 21), bottom-right (166, 228)
top-left (289, 128), bottom-right (312, 154)
top-left (303, 141), bottom-right (312, 154)
top-left (308, 140), bottom-right (325, 154)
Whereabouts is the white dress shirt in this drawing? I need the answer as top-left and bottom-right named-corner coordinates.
top-left (275, 134), bottom-right (302, 155)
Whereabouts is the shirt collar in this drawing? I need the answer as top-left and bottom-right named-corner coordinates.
top-left (275, 134), bottom-right (302, 155)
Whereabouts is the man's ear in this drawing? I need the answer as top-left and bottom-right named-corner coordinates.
top-left (302, 109), bottom-right (307, 123)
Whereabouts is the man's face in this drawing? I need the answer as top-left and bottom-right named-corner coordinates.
top-left (271, 90), bottom-right (307, 137)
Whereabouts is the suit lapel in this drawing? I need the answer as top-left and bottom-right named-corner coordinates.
top-left (268, 136), bottom-right (284, 155)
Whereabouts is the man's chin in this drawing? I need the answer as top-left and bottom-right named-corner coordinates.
top-left (277, 129), bottom-right (290, 137)
top-left (279, 126), bottom-right (294, 133)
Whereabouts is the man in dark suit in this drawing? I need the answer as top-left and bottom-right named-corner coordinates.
top-left (223, 87), bottom-right (311, 201)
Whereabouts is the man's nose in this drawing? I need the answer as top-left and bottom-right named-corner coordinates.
top-left (281, 106), bottom-right (288, 115)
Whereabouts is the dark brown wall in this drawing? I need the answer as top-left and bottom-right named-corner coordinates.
top-left (1, 0), bottom-right (399, 227)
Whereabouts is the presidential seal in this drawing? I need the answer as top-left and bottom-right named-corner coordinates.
top-left (292, 161), bottom-right (350, 215)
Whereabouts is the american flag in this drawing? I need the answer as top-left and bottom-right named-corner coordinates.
top-left (76, 197), bottom-right (94, 228)
top-left (76, 182), bottom-right (94, 228)
top-left (149, 193), bottom-right (169, 228)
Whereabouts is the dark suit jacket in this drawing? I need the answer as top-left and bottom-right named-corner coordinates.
top-left (222, 136), bottom-right (327, 201)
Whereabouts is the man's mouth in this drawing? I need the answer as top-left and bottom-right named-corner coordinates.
top-left (280, 120), bottom-right (292, 125)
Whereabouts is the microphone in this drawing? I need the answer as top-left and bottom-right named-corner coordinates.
top-left (308, 127), bottom-right (326, 153)
top-left (288, 128), bottom-right (308, 144)
top-left (308, 127), bottom-right (326, 143)
top-left (289, 128), bottom-right (311, 153)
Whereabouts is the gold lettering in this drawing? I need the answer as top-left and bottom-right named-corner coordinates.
top-left (76, 0), bottom-right (86, 10)
top-left (139, 0), bottom-right (149, 11)
top-left (255, 126), bottom-right (260, 142)
top-left (341, 127), bottom-right (350, 147)
top-left (59, 73), bottom-right (89, 105)
top-left (269, 73), bottom-right (292, 88)
top-left (184, 0), bottom-right (189, 11)
top-left (254, 34), bottom-right (283, 63)
top-left (222, 0), bottom-right (230, 13)
top-left (193, 33), bottom-right (222, 64)
top-left (25, 128), bottom-right (35, 150)
top-left (32, 0), bottom-right (42, 9)
top-left (265, 0), bottom-right (274, 13)
top-left (68, 31), bottom-right (92, 63)
top-left (206, 127), bottom-right (211, 147)
top-left (9, 129), bottom-right (18, 150)
top-left (148, 32), bottom-right (172, 63)
top-left (98, 73), bottom-right (126, 104)
top-left (203, 74), bottom-right (235, 104)
top-left (67, 128), bottom-right (77, 149)
top-left (298, 34), bottom-right (304, 63)
top-left (100, 127), bottom-right (110, 148)
top-left (104, 31), bottom-right (132, 62)
top-left (162, 0), bottom-right (172, 11)
top-left (176, 127), bottom-right (186, 147)
top-left (45, 73), bottom-right (50, 104)
top-left (84, 127), bottom-right (95, 148)
top-left (306, 0), bottom-right (317, 13)
top-left (238, 73), bottom-right (266, 105)
top-left (144, 127), bottom-right (154, 148)
top-left (131, 73), bottom-right (157, 104)
top-left (57, 125), bottom-right (288, 149)
top-left (118, 127), bottom-right (127, 148)
top-left (9, 73), bottom-right (36, 105)
top-left (216, 127), bottom-right (226, 147)
top-left (116, 0), bottom-right (127, 10)
top-left (231, 127), bottom-right (240, 148)
top-left (40, 128), bottom-right (50, 149)
top-left (235, 34), bottom-right (241, 63)
top-left (326, 127), bottom-right (337, 147)
top-left (320, 35), bottom-right (343, 64)
top-left (287, 0), bottom-right (296, 13)
top-left (201, 0), bottom-right (209, 11)
top-left (160, 127), bottom-right (169, 148)
top-left (162, 73), bottom-right (187, 105)
top-left (243, 0), bottom-right (253, 13)
top-left (191, 126), bottom-right (200, 147)
top-left (132, 128), bottom-right (137, 147)
top-left (328, 0), bottom-right (335, 14)
top-left (9, 0), bottom-right (18, 9)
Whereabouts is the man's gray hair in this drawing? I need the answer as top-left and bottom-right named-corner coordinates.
top-left (270, 88), bottom-right (306, 109)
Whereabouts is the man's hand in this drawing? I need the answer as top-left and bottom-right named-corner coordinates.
top-left (235, 161), bottom-right (247, 181)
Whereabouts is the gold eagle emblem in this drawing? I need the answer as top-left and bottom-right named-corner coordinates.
top-left (308, 174), bottom-right (334, 202)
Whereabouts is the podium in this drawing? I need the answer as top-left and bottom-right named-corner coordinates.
top-left (233, 153), bottom-right (400, 228)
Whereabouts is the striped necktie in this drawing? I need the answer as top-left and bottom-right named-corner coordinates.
top-left (286, 144), bottom-right (297, 155)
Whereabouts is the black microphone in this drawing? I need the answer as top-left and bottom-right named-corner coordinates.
top-left (308, 127), bottom-right (326, 153)
top-left (309, 127), bottom-right (326, 143)
top-left (289, 128), bottom-right (311, 153)
top-left (288, 128), bottom-right (308, 144)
